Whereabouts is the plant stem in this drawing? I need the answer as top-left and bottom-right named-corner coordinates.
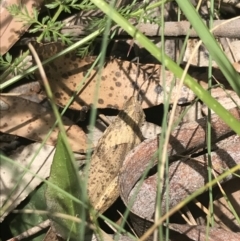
top-left (90, 0), bottom-right (240, 135)
top-left (0, 29), bottom-right (102, 90)
top-left (51, 4), bottom-right (63, 23)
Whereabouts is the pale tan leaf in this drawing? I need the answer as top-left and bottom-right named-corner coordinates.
top-left (0, 0), bottom-right (43, 55)
top-left (183, 39), bottom-right (240, 68)
top-left (224, 40), bottom-right (240, 63)
top-left (169, 223), bottom-right (240, 241)
top-left (0, 96), bottom-right (90, 153)
top-left (34, 42), bottom-right (195, 110)
top-left (0, 143), bottom-right (54, 222)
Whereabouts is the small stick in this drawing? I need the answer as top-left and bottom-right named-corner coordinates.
top-left (7, 220), bottom-right (50, 241)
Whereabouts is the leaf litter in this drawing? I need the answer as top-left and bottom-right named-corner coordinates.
top-left (2, 59), bottom-right (240, 240)
top-left (0, 0), bottom-right (44, 55)
top-left (1, 3), bottom-right (240, 240)
top-left (0, 95), bottom-right (90, 153)
top-left (119, 107), bottom-right (240, 240)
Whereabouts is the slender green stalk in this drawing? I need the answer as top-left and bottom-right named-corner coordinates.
top-left (90, 0), bottom-right (240, 135)
top-left (155, 2), bottom-right (167, 241)
top-left (206, 0), bottom-right (214, 231)
top-left (139, 164), bottom-right (240, 241)
top-left (51, 4), bottom-right (63, 23)
top-left (176, 0), bottom-right (240, 97)
top-left (130, 0), bottom-right (168, 17)
top-left (0, 29), bottom-right (102, 90)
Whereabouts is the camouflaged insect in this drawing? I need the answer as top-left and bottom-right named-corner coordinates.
top-left (87, 96), bottom-right (145, 213)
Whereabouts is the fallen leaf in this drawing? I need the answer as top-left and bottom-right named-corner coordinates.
top-left (34, 42), bottom-right (195, 110)
top-left (201, 88), bottom-right (240, 115)
top-left (119, 109), bottom-right (240, 239)
top-left (183, 39), bottom-right (240, 68)
top-left (87, 96), bottom-right (145, 214)
top-left (0, 0), bottom-right (43, 55)
top-left (0, 96), bottom-right (90, 153)
top-left (168, 223), bottom-right (240, 241)
top-left (119, 136), bottom-right (240, 239)
top-left (213, 178), bottom-right (240, 231)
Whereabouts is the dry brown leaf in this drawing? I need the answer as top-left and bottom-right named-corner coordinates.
top-left (119, 109), bottom-right (240, 239)
top-left (122, 135), bottom-right (240, 220)
top-left (0, 96), bottom-right (90, 153)
top-left (0, 0), bottom-right (43, 55)
top-left (120, 106), bottom-right (240, 198)
top-left (168, 223), bottom-right (240, 241)
top-left (87, 96), bottom-right (145, 214)
top-left (183, 39), bottom-right (240, 68)
top-left (213, 174), bottom-right (240, 231)
top-left (34, 42), bottom-right (195, 110)
top-left (119, 137), bottom-right (240, 240)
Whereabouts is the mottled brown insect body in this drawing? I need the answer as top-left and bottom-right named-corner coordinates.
top-left (87, 96), bottom-right (145, 213)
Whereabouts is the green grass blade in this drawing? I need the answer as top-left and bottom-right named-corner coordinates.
top-left (0, 29), bottom-right (102, 90)
top-left (90, 0), bottom-right (240, 134)
top-left (175, 0), bottom-right (240, 97)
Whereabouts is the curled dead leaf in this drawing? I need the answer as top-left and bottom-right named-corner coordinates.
top-left (119, 108), bottom-right (240, 239)
top-left (0, 96), bottom-right (91, 153)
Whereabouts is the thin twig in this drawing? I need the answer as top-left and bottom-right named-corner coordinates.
top-left (60, 19), bottom-right (240, 38)
top-left (7, 220), bottom-right (50, 241)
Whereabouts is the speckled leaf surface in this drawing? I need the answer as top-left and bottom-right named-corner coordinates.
top-left (34, 42), bottom-right (195, 110)
top-left (0, 96), bottom-right (90, 153)
top-left (0, 0), bottom-right (43, 55)
top-left (45, 133), bottom-right (88, 240)
top-left (87, 96), bottom-right (145, 214)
